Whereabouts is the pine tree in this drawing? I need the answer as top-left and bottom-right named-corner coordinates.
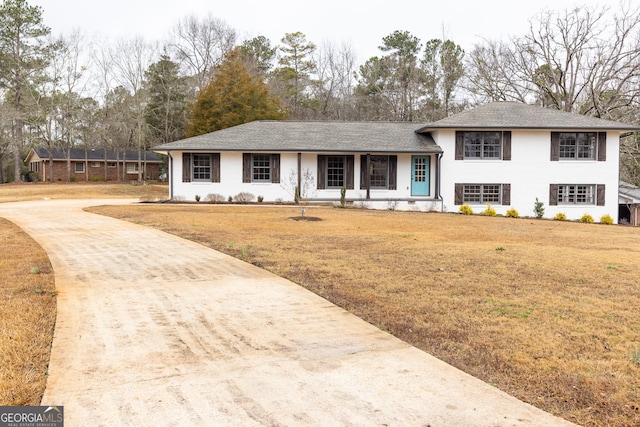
top-left (144, 54), bottom-right (188, 145)
top-left (0, 0), bottom-right (51, 181)
top-left (187, 49), bottom-right (285, 137)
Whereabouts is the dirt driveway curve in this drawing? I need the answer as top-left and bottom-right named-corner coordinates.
top-left (0, 199), bottom-right (576, 426)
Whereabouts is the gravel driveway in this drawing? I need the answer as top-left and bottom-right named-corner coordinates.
top-left (0, 199), bottom-right (576, 426)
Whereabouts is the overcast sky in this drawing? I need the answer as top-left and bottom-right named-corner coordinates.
top-left (32, 0), bottom-right (609, 62)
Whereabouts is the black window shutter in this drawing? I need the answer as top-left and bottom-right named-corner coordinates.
top-left (360, 155), bottom-right (367, 190)
top-left (388, 155), bottom-right (397, 190)
top-left (550, 133), bottom-right (560, 161)
top-left (212, 153), bottom-right (220, 182)
top-left (597, 184), bottom-right (605, 206)
top-left (454, 183), bottom-right (464, 205)
top-left (549, 184), bottom-right (558, 206)
top-left (346, 155), bottom-right (354, 189)
top-left (271, 154), bottom-right (280, 183)
top-left (182, 153), bottom-right (191, 182)
top-left (317, 155), bottom-right (326, 189)
top-left (502, 183), bottom-right (511, 205)
top-left (242, 153), bottom-right (251, 183)
top-left (455, 132), bottom-right (464, 160)
top-left (503, 131), bottom-right (512, 161)
top-left (598, 132), bottom-right (606, 162)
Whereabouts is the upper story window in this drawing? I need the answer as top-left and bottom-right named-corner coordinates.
top-left (455, 131), bottom-right (511, 161)
top-left (551, 132), bottom-right (606, 162)
top-left (559, 133), bottom-right (596, 160)
top-left (464, 131), bottom-right (501, 159)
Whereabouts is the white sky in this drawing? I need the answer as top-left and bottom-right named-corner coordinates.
top-left (32, 0), bottom-right (609, 63)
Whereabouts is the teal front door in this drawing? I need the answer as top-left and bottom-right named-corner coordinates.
top-left (411, 156), bottom-right (430, 196)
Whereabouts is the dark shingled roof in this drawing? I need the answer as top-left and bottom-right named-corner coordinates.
top-left (30, 148), bottom-right (162, 162)
top-left (153, 121), bottom-right (442, 153)
top-left (417, 102), bottom-right (640, 132)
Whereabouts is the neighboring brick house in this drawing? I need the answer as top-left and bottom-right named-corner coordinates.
top-left (25, 148), bottom-right (164, 182)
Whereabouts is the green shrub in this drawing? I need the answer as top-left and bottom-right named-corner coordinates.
top-left (257, 195), bottom-right (264, 203)
top-left (554, 212), bottom-right (567, 221)
top-left (600, 214), bottom-right (614, 225)
top-left (340, 186), bottom-right (347, 208)
top-left (195, 194), bottom-right (201, 202)
top-left (579, 214), bottom-right (594, 223)
top-left (533, 197), bottom-right (545, 218)
top-left (482, 203), bottom-right (497, 216)
top-left (505, 208), bottom-right (519, 218)
top-left (459, 204), bottom-right (473, 215)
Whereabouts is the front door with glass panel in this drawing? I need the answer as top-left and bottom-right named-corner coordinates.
top-left (411, 156), bottom-right (430, 196)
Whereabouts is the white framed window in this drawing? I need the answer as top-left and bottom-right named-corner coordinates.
top-left (75, 162), bottom-right (84, 173)
top-left (557, 184), bottom-right (595, 205)
top-left (327, 156), bottom-right (345, 188)
top-left (107, 162), bottom-right (116, 168)
top-left (559, 133), bottom-right (596, 160)
top-left (369, 155), bottom-right (389, 188)
top-left (126, 163), bottom-right (139, 174)
top-left (192, 154), bottom-right (211, 181)
top-left (455, 183), bottom-right (511, 205)
top-left (252, 154), bottom-right (271, 182)
top-left (463, 184), bottom-right (501, 203)
top-left (463, 131), bottom-right (502, 159)
top-left (90, 162), bottom-right (100, 168)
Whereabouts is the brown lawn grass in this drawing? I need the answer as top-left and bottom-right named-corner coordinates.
top-left (0, 181), bottom-right (168, 203)
top-left (86, 203), bottom-right (640, 427)
top-left (0, 218), bottom-right (56, 405)
top-left (2, 181), bottom-right (639, 425)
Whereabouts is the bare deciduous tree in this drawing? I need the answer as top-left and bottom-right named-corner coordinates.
top-left (309, 41), bottom-right (357, 120)
top-left (466, 2), bottom-right (640, 120)
top-left (168, 14), bottom-right (237, 94)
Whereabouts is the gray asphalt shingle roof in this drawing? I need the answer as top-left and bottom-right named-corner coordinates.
top-left (153, 121), bottom-right (442, 153)
top-left (30, 148), bottom-right (162, 162)
top-left (417, 102), bottom-right (640, 131)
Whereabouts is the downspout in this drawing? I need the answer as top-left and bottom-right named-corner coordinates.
top-left (436, 152), bottom-right (442, 200)
top-left (437, 152), bottom-right (444, 212)
top-left (297, 153), bottom-right (302, 199)
top-left (169, 154), bottom-right (174, 199)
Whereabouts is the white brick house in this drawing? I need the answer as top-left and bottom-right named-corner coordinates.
top-left (153, 102), bottom-right (639, 222)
